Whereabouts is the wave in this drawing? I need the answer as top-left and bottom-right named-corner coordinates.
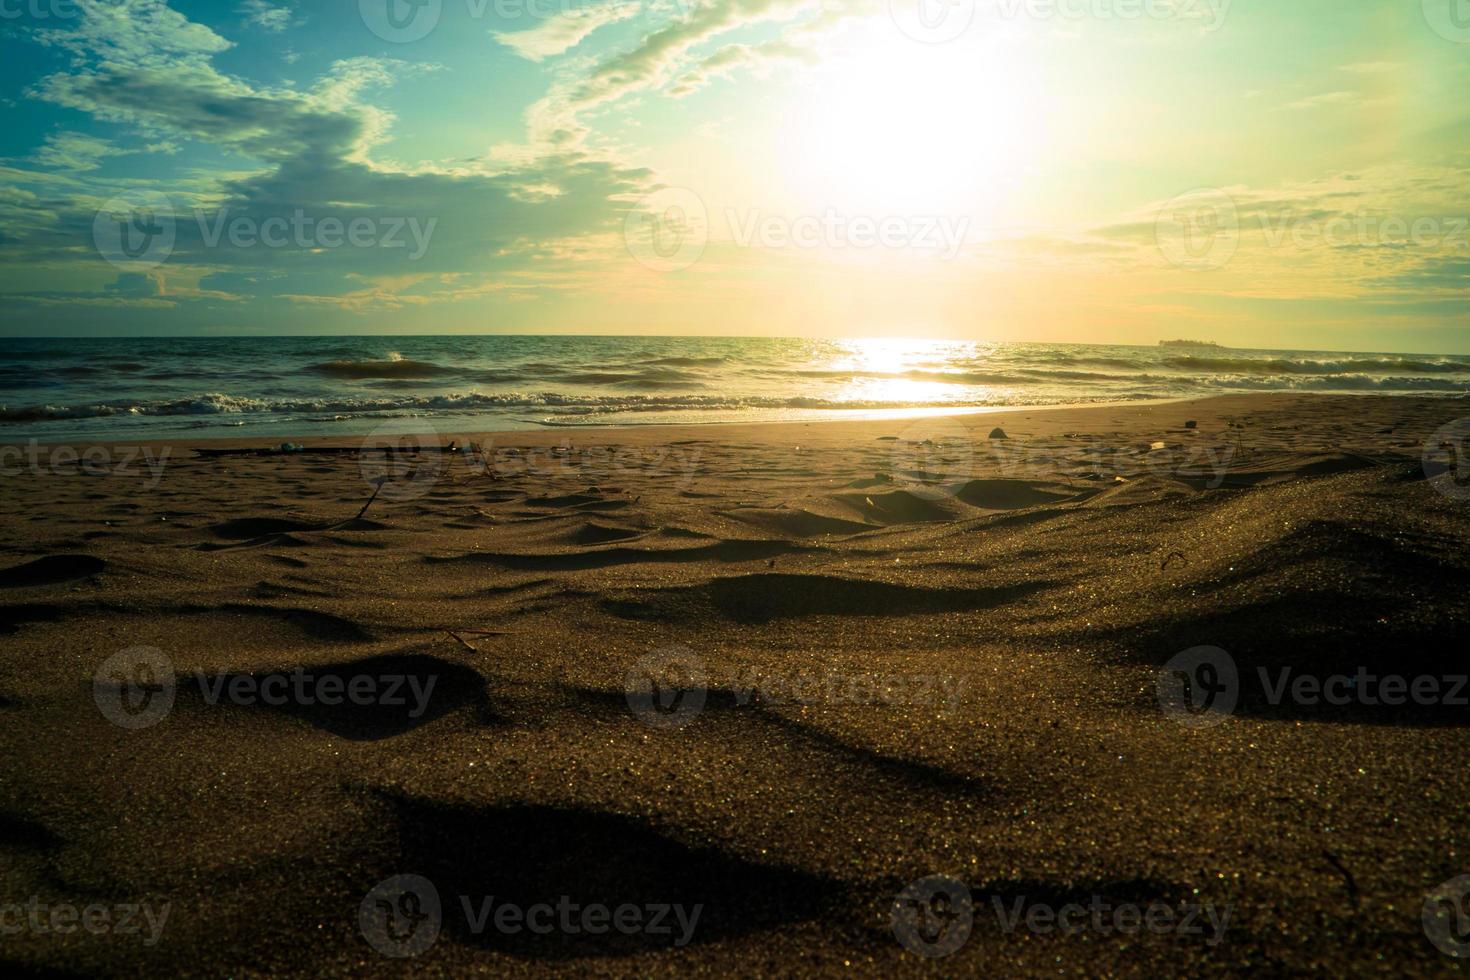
top-left (307, 358), bottom-right (452, 380)
top-left (1163, 355), bottom-right (1470, 375)
top-left (6, 338), bottom-right (1470, 436)
top-left (6, 368), bottom-right (1470, 424)
top-left (559, 369), bottom-right (703, 388)
top-left (1200, 373), bottom-right (1470, 392)
top-left (633, 356), bottom-right (730, 367)
top-left (0, 389), bottom-right (1139, 423)
top-left (999, 351), bottom-right (1470, 375)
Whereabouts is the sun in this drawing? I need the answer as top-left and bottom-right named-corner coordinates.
top-left (781, 24), bottom-right (1052, 223)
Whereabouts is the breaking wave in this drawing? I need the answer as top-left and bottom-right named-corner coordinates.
top-left (0, 390), bottom-right (1136, 424)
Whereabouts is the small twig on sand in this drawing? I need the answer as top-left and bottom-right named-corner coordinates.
top-left (443, 630), bottom-right (479, 652)
top-left (1160, 550), bottom-right (1188, 570)
top-left (353, 481), bottom-right (386, 522)
top-left (455, 629), bottom-right (518, 637)
top-left (1322, 849), bottom-right (1360, 905)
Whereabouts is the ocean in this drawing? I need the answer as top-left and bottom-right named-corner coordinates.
top-left (3, 335), bottom-right (1468, 443)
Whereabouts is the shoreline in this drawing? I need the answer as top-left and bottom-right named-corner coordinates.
top-left (1, 396), bottom-right (1189, 450)
top-left (1, 392), bottom-right (1456, 452)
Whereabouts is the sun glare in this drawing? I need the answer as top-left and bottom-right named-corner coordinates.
top-left (784, 26), bottom-right (1051, 222)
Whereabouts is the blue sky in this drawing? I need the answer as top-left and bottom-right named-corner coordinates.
top-left (0, 0), bottom-right (1467, 351)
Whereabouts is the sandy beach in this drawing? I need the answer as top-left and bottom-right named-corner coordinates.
top-left (2, 391), bottom-right (1470, 976)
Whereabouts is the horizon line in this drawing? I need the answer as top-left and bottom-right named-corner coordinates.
top-left (3, 334), bottom-right (1467, 358)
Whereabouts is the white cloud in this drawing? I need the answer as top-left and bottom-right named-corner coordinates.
top-left (1276, 90), bottom-right (1365, 112)
top-left (513, 0), bottom-right (875, 150)
top-left (241, 0), bottom-right (293, 33)
top-left (493, 4), bottom-right (638, 61)
top-left (34, 132), bottom-right (125, 172)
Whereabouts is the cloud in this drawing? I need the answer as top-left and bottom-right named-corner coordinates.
top-left (493, 4), bottom-right (638, 61)
top-left (33, 132), bottom-right (125, 172)
top-left (1078, 165), bottom-right (1470, 306)
top-left (105, 270), bottom-right (165, 295)
top-left (35, 0), bottom-right (232, 66)
top-left (515, 0), bottom-right (874, 149)
top-left (666, 37), bottom-right (817, 96)
top-left (241, 0), bottom-right (294, 33)
top-left (576, 0), bottom-right (807, 104)
top-left (1367, 256), bottom-right (1470, 294)
top-left (3, 0), bottom-right (653, 311)
top-left (1276, 90), bottom-right (1365, 112)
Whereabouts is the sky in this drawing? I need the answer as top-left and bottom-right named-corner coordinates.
top-left (0, 0), bottom-right (1466, 351)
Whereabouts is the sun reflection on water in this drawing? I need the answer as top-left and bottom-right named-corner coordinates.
top-left (827, 337), bottom-right (996, 406)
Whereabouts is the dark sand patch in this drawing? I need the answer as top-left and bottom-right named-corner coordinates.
top-left (381, 795), bottom-right (841, 956)
top-left (0, 554), bottom-right (105, 587)
top-left (173, 654), bottom-right (493, 740)
top-left (603, 573), bottom-right (1057, 624)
